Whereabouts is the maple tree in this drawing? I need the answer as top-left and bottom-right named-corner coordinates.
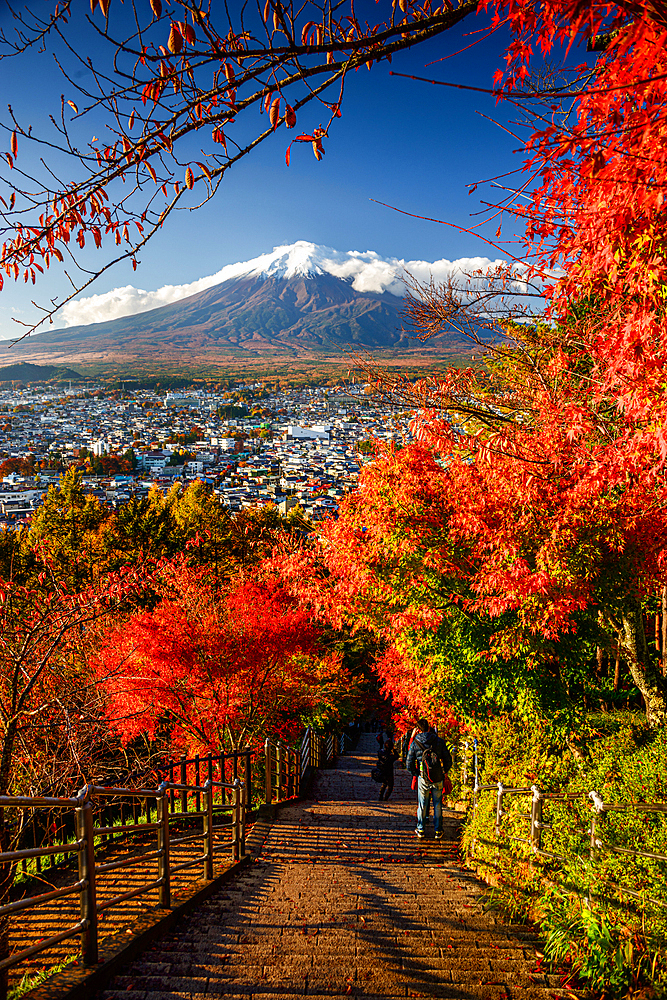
top-left (330, 0), bottom-right (667, 728)
top-left (289, 426), bottom-right (665, 728)
top-left (0, 577), bottom-right (102, 796)
top-left (96, 559), bottom-right (355, 754)
top-left (497, 1), bottom-right (667, 467)
top-left (0, 457), bottom-right (35, 478)
top-left (354, 296), bottom-right (667, 724)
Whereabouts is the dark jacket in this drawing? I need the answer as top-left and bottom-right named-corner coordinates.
top-left (406, 730), bottom-right (452, 779)
top-left (377, 744), bottom-right (399, 779)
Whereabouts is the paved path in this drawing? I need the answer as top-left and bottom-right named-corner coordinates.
top-left (98, 736), bottom-right (568, 1000)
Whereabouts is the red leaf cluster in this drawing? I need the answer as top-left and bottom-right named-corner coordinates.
top-left (96, 561), bottom-right (336, 753)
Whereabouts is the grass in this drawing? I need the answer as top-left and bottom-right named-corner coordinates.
top-left (8, 957), bottom-right (76, 999)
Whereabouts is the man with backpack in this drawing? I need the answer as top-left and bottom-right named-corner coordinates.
top-left (405, 718), bottom-right (453, 840)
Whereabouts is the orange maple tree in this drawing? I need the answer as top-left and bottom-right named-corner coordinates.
top-left (332, 0), bottom-right (667, 725)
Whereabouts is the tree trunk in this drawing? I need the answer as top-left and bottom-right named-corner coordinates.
top-left (596, 646), bottom-right (604, 675)
top-left (620, 603), bottom-right (667, 727)
top-left (662, 586), bottom-right (667, 677)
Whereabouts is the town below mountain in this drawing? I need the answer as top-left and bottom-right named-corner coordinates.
top-left (0, 379), bottom-right (408, 526)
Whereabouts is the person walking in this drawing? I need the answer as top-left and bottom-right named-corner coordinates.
top-left (375, 724), bottom-right (389, 751)
top-left (376, 736), bottom-right (399, 801)
top-left (406, 718), bottom-right (452, 840)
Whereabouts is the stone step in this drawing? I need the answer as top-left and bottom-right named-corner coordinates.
top-left (96, 737), bottom-right (584, 1000)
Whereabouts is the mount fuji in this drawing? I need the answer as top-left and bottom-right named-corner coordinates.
top-left (0, 242), bottom-right (505, 365)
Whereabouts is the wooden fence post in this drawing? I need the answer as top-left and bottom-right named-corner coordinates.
top-left (495, 783), bottom-right (505, 839)
top-left (240, 781), bottom-right (246, 856)
top-left (157, 782), bottom-right (171, 908)
top-left (180, 757), bottom-right (187, 812)
top-left (264, 739), bottom-right (272, 805)
top-left (195, 755), bottom-right (201, 813)
top-left (276, 742), bottom-right (284, 801)
top-left (245, 751), bottom-right (252, 810)
top-left (75, 788), bottom-right (98, 966)
top-left (530, 786), bottom-right (543, 855)
top-left (203, 781), bottom-right (213, 881)
top-left (232, 781), bottom-right (241, 861)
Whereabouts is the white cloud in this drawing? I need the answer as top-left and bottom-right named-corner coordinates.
top-left (59, 274), bottom-right (228, 327)
top-left (57, 241), bottom-right (537, 328)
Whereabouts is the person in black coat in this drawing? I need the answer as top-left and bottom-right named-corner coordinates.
top-left (377, 737), bottom-right (399, 801)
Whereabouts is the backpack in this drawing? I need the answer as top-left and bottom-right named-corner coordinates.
top-left (421, 747), bottom-right (444, 785)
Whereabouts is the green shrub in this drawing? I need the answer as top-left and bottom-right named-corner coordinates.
top-left (541, 883), bottom-right (661, 997)
top-left (461, 714), bottom-right (667, 997)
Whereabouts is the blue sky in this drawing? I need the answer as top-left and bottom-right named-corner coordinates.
top-left (0, 3), bottom-right (581, 339)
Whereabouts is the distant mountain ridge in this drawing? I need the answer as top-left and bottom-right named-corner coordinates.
top-left (0, 242), bottom-right (491, 364)
top-left (0, 362), bottom-right (83, 383)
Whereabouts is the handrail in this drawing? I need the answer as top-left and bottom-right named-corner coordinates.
top-left (157, 748), bottom-right (258, 815)
top-left (0, 793), bottom-right (79, 808)
top-left (264, 736), bottom-right (302, 804)
top-left (263, 727), bottom-right (345, 804)
top-left (472, 780), bottom-right (667, 911)
top-left (0, 725), bottom-right (345, 996)
top-left (0, 775), bottom-right (246, 994)
top-left (0, 726), bottom-right (344, 996)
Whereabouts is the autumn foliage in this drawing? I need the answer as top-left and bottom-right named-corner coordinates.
top-left (96, 560), bottom-right (354, 754)
top-left (322, 0), bottom-right (667, 730)
top-left (0, 0), bottom-right (665, 742)
top-left (506, 9), bottom-right (667, 465)
top-left (0, 0), bottom-right (666, 804)
top-left (0, 2), bottom-right (665, 991)
top-left (0, 561), bottom-right (148, 798)
top-left (0, 0), bottom-right (474, 334)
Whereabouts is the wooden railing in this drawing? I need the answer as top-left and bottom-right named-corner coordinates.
top-left (264, 738), bottom-right (300, 803)
top-left (0, 775), bottom-right (246, 982)
top-left (471, 781), bottom-right (667, 912)
top-left (159, 748), bottom-right (256, 812)
top-left (0, 725), bottom-right (345, 996)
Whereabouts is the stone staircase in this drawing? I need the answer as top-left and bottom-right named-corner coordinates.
top-left (96, 735), bottom-right (577, 1000)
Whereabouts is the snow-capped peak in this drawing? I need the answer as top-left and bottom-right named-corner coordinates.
top-left (58, 241), bottom-right (523, 328)
top-left (238, 241), bottom-right (332, 279)
top-left (215, 240), bottom-right (407, 294)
